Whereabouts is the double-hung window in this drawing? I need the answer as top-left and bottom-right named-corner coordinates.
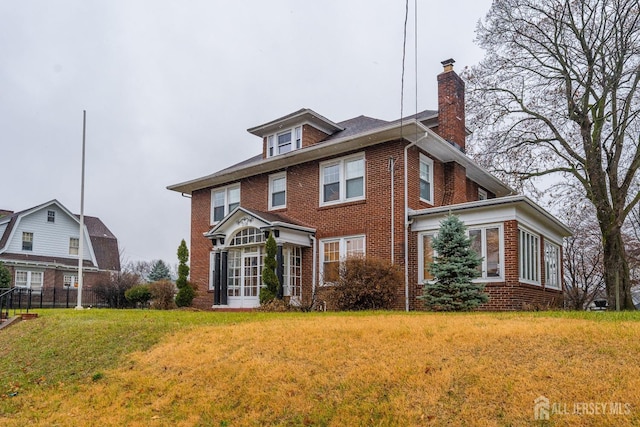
top-left (519, 228), bottom-right (540, 284)
top-left (269, 172), bottom-right (286, 210)
top-left (69, 237), bottom-right (80, 255)
top-left (320, 236), bottom-right (365, 284)
top-left (267, 126), bottom-right (302, 157)
top-left (22, 232), bottom-right (33, 251)
top-left (211, 185), bottom-right (240, 223)
top-left (544, 241), bottom-right (561, 289)
top-left (419, 153), bottom-right (434, 204)
top-left (47, 210), bottom-right (55, 223)
top-left (320, 153), bottom-right (365, 206)
top-left (469, 225), bottom-right (502, 279)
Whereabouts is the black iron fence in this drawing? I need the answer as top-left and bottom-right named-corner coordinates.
top-left (1, 287), bottom-right (110, 313)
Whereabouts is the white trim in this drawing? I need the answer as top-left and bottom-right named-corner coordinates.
top-left (319, 152), bottom-right (366, 207)
top-left (268, 172), bottom-right (287, 210)
top-left (319, 234), bottom-right (366, 285)
top-left (417, 231), bottom-right (436, 283)
top-left (468, 223), bottom-right (505, 282)
top-left (266, 126), bottom-right (303, 158)
top-left (518, 226), bottom-right (541, 285)
top-left (211, 183), bottom-right (241, 224)
top-left (544, 241), bottom-right (561, 289)
top-left (478, 188), bottom-right (488, 201)
top-left (419, 153), bottom-right (434, 204)
top-left (209, 251), bottom-right (216, 291)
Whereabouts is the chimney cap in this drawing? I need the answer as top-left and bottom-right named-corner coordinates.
top-left (441, 58), bottom-right (455, 72)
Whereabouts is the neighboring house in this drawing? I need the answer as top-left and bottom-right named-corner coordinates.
top-left (0, 200), bottom-right (120, 293)
top-left (168, 59), bottom-right (572, 311)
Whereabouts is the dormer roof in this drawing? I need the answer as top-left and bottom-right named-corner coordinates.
top-left (247, 108), bottom-right (344, 137)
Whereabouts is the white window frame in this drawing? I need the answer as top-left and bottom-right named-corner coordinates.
top-left (419, 153), bottom-right (434, 204)
top-left (319, 235), bottom-right (365, 285)
top-left (544, 241), bottom-right (561, 289)
top-left (418, 232), bottom-right (436, 283)
top-left (468, 224), bottom-right (504, 281)
top-left (15, 270), bottom-right (43, 292)
top-left (268, 172), bottom-right (287, 210)
top-left (64, 274), bottom-right (78, 288)
top-left (22, 232), bottom-right (33, 251)
top-left (69, 237), bottom-right (80, 256)
top-left (47, 210), bottom-right (55, 223)
top-left (266, 126), bottom-right (302, 158)
top-left (478, 188), bottom-right (488, 201)
top-left (211, 184), bottom-right (241, 223)
top-left (284, 246), bottom-right (302, 304)
top-left (519, 227), bottom-right (541, 285)
top-left (319, 153), bottom-right (366, 206)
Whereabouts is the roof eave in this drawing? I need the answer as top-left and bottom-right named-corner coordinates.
top-left (168, 120), bottom-right (426, 195)
top-left (409, 195), bottom-right (573, 237)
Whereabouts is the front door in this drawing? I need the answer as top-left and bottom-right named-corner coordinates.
top-left (227, 248), bottom-right (260, 308)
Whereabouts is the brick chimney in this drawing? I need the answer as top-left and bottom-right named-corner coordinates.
top-left (437, 58), bottom-right (466, 152)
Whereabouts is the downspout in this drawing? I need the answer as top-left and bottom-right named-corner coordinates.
top-left (403, 135), bottom-right (428, 312)
top-left (310, 234), bottom-right (317, 305)
top-left (389, 157), bottom-right (396, 264)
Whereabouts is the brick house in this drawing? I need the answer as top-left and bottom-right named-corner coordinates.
top-left (0, 200), bottom-right (120, 292)
top-left (168, 59), bottom-right (571, 311)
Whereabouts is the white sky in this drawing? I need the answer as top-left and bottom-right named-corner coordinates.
top-left (1, 0), bottom-right (493, 265)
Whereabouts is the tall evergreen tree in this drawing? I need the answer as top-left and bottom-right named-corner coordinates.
top-left (147, 260), bottom-right (171, 282)
top-left (420, 215), bottom-right (488, 311)
top-left (0, 261), bottom-right (11, 289)
top-left (260, 233), bottom-right (281, 304)
top-left (175, 239), bottom-right (195, 307)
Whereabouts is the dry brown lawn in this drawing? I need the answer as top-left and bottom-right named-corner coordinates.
top-left (3, 311), bottom-right (640, 426)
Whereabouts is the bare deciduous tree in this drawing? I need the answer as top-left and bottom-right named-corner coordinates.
top-left (466, 0), bottom-right (640, 309)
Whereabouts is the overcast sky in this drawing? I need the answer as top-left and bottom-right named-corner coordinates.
top-left (1, 0), bottom-right (493, 266)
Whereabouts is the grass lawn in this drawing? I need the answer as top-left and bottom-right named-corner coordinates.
top-left (1, 310), bottom-right (640, 426)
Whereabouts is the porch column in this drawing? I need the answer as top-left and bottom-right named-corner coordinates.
top-left (213, 251), bottom-right (221, 305)
top-left (276, 245), bottom-right (284, 299)
top-left (220, 251), bottom-right (228, 305)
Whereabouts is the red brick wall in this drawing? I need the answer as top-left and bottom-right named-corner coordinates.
top-left (190, 188), bottom-right (214, 308)
top-left (437, 69), bottom-right (466, 150)
top-left (409, 219), bottom-right (563, 311)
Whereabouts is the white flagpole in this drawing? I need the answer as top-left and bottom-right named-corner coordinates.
top-left (76, 110), bottom-right (86, 310)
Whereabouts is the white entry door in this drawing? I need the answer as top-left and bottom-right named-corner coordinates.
top-left (227, 248), bottom-right (260, 308)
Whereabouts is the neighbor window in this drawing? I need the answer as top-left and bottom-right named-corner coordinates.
top-left (22, 232), bottom-right (33, 251)
top-left (419, 154), bottom-right (434, 204)
top-left (64, 274), bottom-right (78, 288)
top-left (211, 184), bottom-right (241, 223)
top-left (267, 126), bottom-right (302, 157)
top-left (320, 153), bottom-right (365, 205)
top-left (478, 188), bottom-right (488, 201)
top-left (544, 241), bottom-right (561, 289)
top-left (519, 228), bottom-right (540, 284)
top-left (47, 210), bottom-right (55, 223)
top-left (320, 236), bottom-right (365, 284)
top-left (69, 237), bottom-right (80, 255)
top-left (15, 270), bottom-right (43, 292)
top-left (469, 225), bottom-right (502, 279)
top-left (269, 172), bottom-right (287, 210)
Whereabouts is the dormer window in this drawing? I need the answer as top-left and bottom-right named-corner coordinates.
top-left (267, 126), bottom-right (302, 157)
